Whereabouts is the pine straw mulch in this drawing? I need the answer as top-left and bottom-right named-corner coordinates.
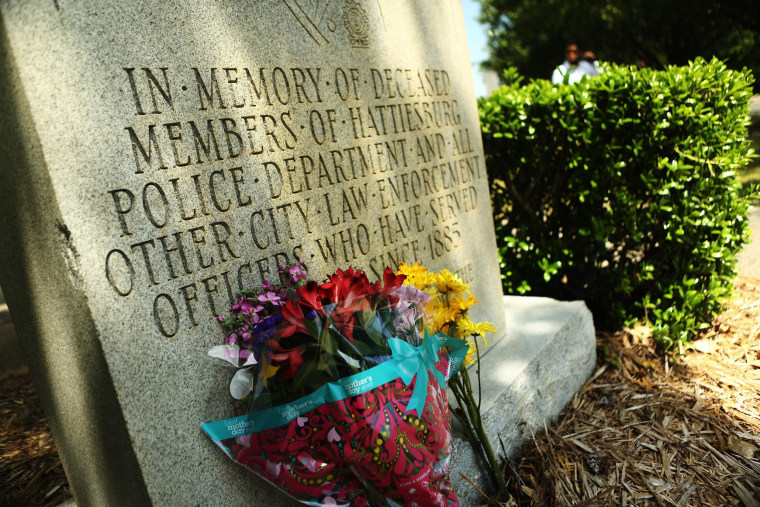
top-left (2, 280), bottom-right (759, 506)
top-left (497, 276), bottom-right (760, 507)
top-left (0, 372), bottom-right (72, 507)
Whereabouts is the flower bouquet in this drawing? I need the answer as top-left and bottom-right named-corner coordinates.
top-left (202, 262), bottom-right (469, 506)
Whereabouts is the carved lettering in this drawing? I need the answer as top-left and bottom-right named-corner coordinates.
top-left (112, 65), bottom-right (485, 338)
top-left (153, 293), bottom-right (180, 337)
top-left (124, 67), bottom-right (174, 116)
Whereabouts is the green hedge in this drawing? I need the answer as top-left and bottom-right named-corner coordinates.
top-left (480, 58), bottom-right (756, 353)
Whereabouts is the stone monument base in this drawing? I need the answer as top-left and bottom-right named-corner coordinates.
top-left (450, 296), bottom-right (596, 506)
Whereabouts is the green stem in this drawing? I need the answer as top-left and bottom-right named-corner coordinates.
top-left (451, 352), bottom-right (509, 500)
top-left (449, 377), bottom-right (490, 467)
top-left (474, 338), bottom-right (483, 414)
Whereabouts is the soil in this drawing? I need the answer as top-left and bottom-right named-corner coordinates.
top-left (1, 278), bottom-right (759, 506)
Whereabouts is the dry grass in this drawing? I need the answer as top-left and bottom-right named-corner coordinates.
top-left (2, 279), bottom-right (759, 506)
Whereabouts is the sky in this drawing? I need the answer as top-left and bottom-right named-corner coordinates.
top-left (461, 0), bottom-right (490, 98)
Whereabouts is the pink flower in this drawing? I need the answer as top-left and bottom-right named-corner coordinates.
top-left (258, 291), bottom-right (282, 305)
top-left (240, 328), bottom-right (253, 348)
top-left (289, 264), bottom-right (308, 282)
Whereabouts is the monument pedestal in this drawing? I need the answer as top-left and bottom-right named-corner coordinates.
top-left (450, 296), bottom-right (596, 506)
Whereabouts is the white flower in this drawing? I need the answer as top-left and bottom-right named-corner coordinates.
top-left (208, 344), bottom-right (258, 399)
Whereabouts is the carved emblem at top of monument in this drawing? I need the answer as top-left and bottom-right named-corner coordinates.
top-left (281, 0), bottom-right (379, 47)
top-left (282, 0), bottom-right (331, 45)
top-left (342, 1), bottom-right (370, 48)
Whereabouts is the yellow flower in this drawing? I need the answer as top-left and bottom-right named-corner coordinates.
top-left (455, 320), bottom-right (490, 364)
top-left (425, 292), bottom-right (443, 313)
top-left (397, 263), bottom-right (495, 365)
top-left (475, 321), bottom-right (496, 336)
top-left (461, 320), bottom-right (496, 340)
top-left (448, 316), bottom-right (469, 339)
top-left (464, 342), bottom-right (477, 365)
top-left (398, 262), bottom-right (428, 278)
top-left (433, 269), bottom-right (469, 295)
top-left (450, 293), bottom-right (478, 314)
top-left (438, 306), bottom-right (460, 326)
top-left (397, 262), bottom-right (435, 290)
top-left (430, 307), bottom-right (458, 335)
top-left (260, 356), bottom-right (280, 388)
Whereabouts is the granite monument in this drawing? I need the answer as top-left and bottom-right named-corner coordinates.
top-left (0, 0), bottom-right (519, 504)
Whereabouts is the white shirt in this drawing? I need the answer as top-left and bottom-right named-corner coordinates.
top-left (551, 60), bottom-right (598, 84)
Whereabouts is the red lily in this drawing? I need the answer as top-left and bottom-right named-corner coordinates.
top-left (323, 266), bottom-right (378, 303)
top-left (296, 280), bottom-right (330, 316)
top-left (380, 267), bottom-right (406, 304)
top-left (277, 299), bottom-right (308, 338)
top-left (265, 339), bottom-right (305, 379)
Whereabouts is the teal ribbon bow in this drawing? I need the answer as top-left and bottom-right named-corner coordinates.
top-left (388, 329), bottom-right (446, 416)
top-left (202, 331), bottom-right (470, 443)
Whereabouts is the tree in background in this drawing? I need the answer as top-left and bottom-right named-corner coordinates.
top-left (479, 0), bottom-right (760, 89)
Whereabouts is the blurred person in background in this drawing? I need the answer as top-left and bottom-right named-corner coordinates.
top-left (582, 50), bottom-right (603, 74)
top-left (552, 43), bottom-right (598, 84)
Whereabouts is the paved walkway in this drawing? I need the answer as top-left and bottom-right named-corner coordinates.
top-left (737, 206), bottom-right (760, 279)
top-left (750, 95), bottom-right (760, 121)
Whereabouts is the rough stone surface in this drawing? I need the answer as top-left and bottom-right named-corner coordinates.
top-left (0, 1), bottom-right (505, 504)
top-left (450, 296), bottom-right (597, 506)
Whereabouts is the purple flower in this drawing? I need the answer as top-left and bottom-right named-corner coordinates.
top-left (254, 314), bottom-right (284, 334)
top-left (237, 299), bottom-right (262, 315)
top-left (289, 264), bottom-right (308, 283)
top-left (391, 286), bottom-right (432, 334)
top-left (258, 291), bottom-right (282, 306)
top-left (240, 327), bottom-right (253, 348)
top-left (395, 310), bottom-right (422, 334)
top-left (393, 285), bottom-right (432, 307)
top-left (247, 312), bottom-right (261, 326)
top-left (246, 314), bottom-right (283, 358)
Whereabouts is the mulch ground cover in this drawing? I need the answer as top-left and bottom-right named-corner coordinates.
top-left (493, 276), bottom-right (760, 506)
top-left (0, 373), bottom-right (71, 506)
top-left (2, 278), bottom-right (759, 506)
